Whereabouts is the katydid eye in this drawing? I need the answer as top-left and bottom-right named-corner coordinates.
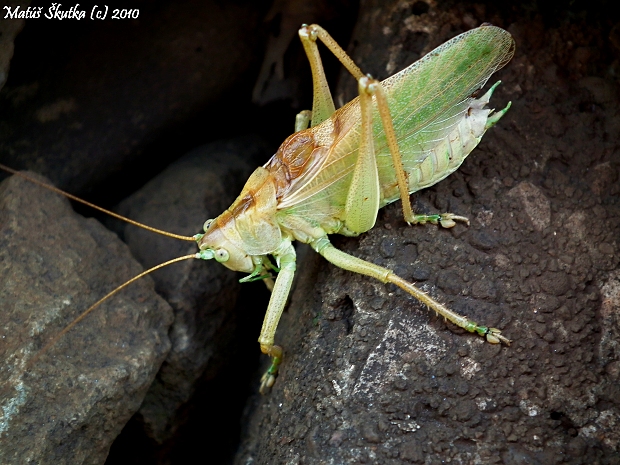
top-left (203, 219), bottom-right (214, 232)
top-left (214, 248), bottom-right (229, 263)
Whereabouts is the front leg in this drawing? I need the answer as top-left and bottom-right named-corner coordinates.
top-left (258, 241), bottom-right (297, 394)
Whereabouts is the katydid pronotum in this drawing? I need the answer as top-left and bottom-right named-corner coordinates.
top-left (1, 23), bottom-right (515, 394)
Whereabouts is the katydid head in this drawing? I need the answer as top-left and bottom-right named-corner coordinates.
top-left (194, 216), bottom-right (255, 273)
top-left (193, 166), bottom-right (283, 275)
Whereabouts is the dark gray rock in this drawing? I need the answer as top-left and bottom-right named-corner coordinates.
top-left (0, 173), bottom-right (172, 464)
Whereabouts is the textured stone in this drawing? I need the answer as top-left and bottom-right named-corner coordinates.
top-left (0, 173), bottom-right (172, 464)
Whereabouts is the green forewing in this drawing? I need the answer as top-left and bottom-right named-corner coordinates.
top-left (375, 25), bottom-right (514, 163)
top-left (277, 25), bottom-right (514, 228)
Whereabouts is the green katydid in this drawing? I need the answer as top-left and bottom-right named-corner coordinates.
top-left (0, 23), bottom-right (515, 394)
top-left (195, 23), bottom-right (515, 392)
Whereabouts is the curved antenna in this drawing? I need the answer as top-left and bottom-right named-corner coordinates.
top-left (25, 253), bottom-right (199, 371)
top-left (0, 163), bottom-right (196, 242)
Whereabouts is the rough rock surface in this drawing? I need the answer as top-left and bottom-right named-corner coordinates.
top-left (234, 1), bottom-right (620, 464)
top-left (0, 173), bottom-right (172, 464)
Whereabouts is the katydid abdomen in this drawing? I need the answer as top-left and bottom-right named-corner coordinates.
top-left (271, 80), bottom-right (510, 236)
top-left (271, 25), bottom-right (513, 236)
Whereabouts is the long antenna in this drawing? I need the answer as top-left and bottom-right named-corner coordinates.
top-left (0, 163), bottom-right (196, 242)
top-left (25, 253), bottom-right (198, 370)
